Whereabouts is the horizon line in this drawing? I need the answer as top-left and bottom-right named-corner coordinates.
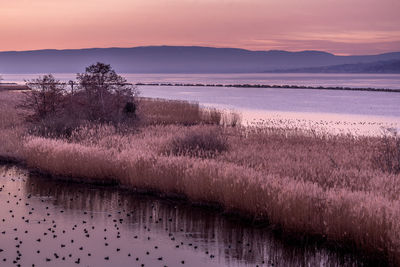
top-left (1, 45), bottom-right (399, 57)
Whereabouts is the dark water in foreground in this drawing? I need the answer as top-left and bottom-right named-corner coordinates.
top-left (0, 165), bottom-right (383, 267)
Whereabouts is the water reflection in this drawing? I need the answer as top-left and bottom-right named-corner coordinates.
top-left (0, 165), bottom-right (385, 266)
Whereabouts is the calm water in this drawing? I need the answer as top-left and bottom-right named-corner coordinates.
top-left (0, 165), bottom-right (382, 267)
top-left (2, 73), bottom-right (400, 134)
top-left (3, 73), bottom-right (400, 89)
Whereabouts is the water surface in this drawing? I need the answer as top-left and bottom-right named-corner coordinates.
top-left (2, 73), bottom-right (400, 134)
top-left (0, 165), bottom-right (381, 267)
top-left (138, 85), bottom-right (400, 135)
top-left (3, 73), bottom-right (400, 89)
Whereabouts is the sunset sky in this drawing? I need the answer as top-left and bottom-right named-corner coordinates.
top-left (1, 0), bottom-right (399, 55)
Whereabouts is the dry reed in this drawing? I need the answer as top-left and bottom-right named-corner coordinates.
top-left (136, 97), bottom-right (228, 126)
top-left (22, 124), bottom-right (400, 265)
top-left (0, 90), bottom-right (28, 161)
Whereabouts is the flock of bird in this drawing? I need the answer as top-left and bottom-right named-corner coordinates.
top-left (0, 166), bottom-right (272, 267)
top-left (0, 165), bottom-right (373, 267)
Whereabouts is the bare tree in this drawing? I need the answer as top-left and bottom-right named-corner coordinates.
top-left (22, 74), bottom-right (65, 119)
top-left (20, 64), bottom-right (139, 137)
top-left (77, 62), bottom-right (138, 122)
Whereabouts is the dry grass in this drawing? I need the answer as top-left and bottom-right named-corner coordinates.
top-left (24, 97), bottom-right (239, 138)
top-left (22, 124), bottom-right (400, 264)
top-left (136, 97), bottom-right (238, 126)
top-left (372, 134), bottom-right (400, 174)
top-left (162, 126), bottom-right (228, 158)
top-left (1, 90), bottom-right (400, 264)
top-left (0, 90), bottom-right (29, 161)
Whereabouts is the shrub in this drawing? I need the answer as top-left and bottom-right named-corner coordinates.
top-left (123, 102), bottom-right (136, 117)
top-left (27, 114), bottom-right (86, 138)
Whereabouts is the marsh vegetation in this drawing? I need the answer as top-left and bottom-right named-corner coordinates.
top-left (0, 65), bottom-right (399, 265)
top-left (0, 165), bottom-right (377, 266)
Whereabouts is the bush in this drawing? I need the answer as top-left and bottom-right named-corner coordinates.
top-left (123, 102), bottom-right (136, 117)
top-left (27, 114), bottom-right (85, 138)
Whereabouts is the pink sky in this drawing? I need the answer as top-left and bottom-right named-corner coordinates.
top-left (1, 0), bottom-right (399, 55)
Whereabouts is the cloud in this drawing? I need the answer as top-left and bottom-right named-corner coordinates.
top-left (1, 0), bottom-right (399, 55)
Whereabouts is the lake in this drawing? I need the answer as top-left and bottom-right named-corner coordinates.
top-left (0, 165), bottom-right (383, 267)
top-left (3, 73), bottom-right (400, 89)
top-left (2, 73), bottom-right (400, 134)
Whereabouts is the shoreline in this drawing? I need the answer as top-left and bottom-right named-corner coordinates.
top-left (0, 158), bottom-right (390, 266)
top-left (2, 81), bottom-right (400, 93)
top-left (0, 83), bottom-right (29, 91)
top-left (136, 82), bottom-right (400, 93)
top-left (1, 89), bottom-right (399, 266)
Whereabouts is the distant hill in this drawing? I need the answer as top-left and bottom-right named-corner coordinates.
top-left (1, 46), bottom-right (400, 74)
top-left (268, 59), bottom-right (400, 73)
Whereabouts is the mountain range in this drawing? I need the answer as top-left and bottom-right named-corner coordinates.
top-left (268, 59), bottom-right (400, 73)
top-left (1, 46), bottom-right (400, 74)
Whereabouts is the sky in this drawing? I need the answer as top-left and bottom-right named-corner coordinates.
top-left (0, 0), bottom-right (399, 55)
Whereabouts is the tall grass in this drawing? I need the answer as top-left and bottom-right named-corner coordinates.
top-left (0, 91), bottom-right (28, 161)
top-left (162, 126), bottom-right (228, 158)
top-left (136, 97), bottom-right (239, 126)
top-left (24, 97), bottom-right (239, 138)
top-left (22, 124), bottom-right (400, 265)
top-left (373, 133), bottom-right (400, 174)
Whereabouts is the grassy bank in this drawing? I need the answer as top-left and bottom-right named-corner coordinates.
top-left (1, 89), bottom-right (400, 265)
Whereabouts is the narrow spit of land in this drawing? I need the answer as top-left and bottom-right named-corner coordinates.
top-left (135, 82), bottom-right (400, 93)
top-left (2, 81), bottom-right (400, 93)
top-left (0, 83), bottom-right (29, 91)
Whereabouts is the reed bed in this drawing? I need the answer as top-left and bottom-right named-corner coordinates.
top-left (136, 97), bottom-right (240, 126)
top-left (136, 97), bottom-right (217, 125)
top-left (22, 124), bottom-right (400, 264)
top-left (1, 90), bottom-right (400, 264)
top-left (0, 90), bottom-right (28, 160)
